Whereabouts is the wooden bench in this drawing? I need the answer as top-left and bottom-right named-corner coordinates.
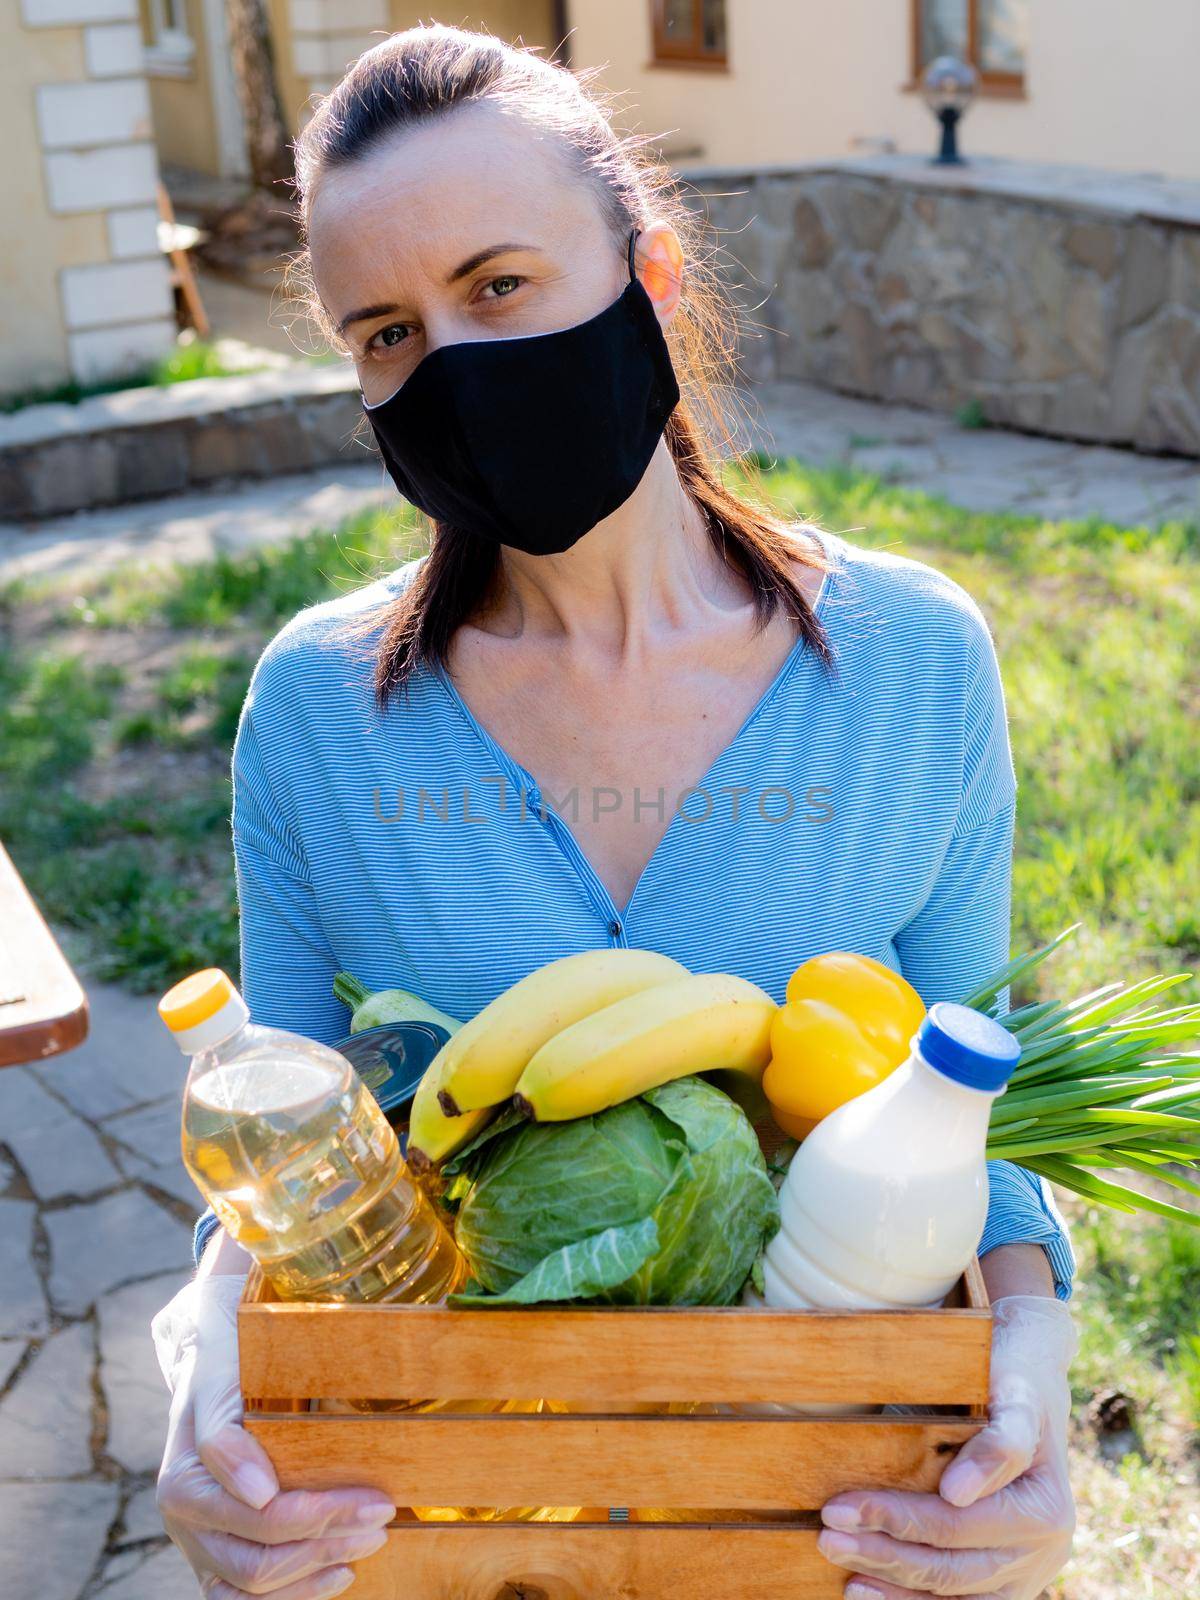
top-left (0, 840), bottom-right (88, 1067)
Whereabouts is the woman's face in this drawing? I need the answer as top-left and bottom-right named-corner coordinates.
top-left (308, 102), bottom-right (651, 407)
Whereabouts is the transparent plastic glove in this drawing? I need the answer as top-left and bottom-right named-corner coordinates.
top-left (818, 1296), bottom-right (1078, 1599)
top-left (152, 1274), bottom-right (396, 1599)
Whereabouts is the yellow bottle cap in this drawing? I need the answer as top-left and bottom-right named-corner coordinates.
top-left (159, 968), bottom-right (237, 1034)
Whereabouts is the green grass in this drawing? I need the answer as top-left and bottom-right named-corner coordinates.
top-left (0, 504), bottom-right (421, 988)
top-left (4, 465), bottom-right (1198, 1001)
top-left (1050, 1202), bottom-right (1200, 1598)
top-left (0, 634), bottom-right (243, 988)
top-left (1060, 1441), bottom-right (1200, 1599)
top-left (1070, 1207), bottom-right (1200, 1411)
top-left (733, 458), bottom-right (1200, 1000)
top-left (79, 503), bottom-right (411, 632)
top-left (1167, 1333), bottom-right (1200, 1426)
top-left (152, 645), bottom-right (258, 745)
top-left (0, 339), bottom-right (268, 413)
top-left (955, 396), bottom-right (992, 430)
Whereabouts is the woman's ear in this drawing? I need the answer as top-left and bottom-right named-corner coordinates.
top-left (633, 224), bottom-right (685, 327)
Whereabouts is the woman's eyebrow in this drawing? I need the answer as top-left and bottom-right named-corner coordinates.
top-left (445, 242), bottom-right (536, 284)
top-left (337, 244), bottom-right (538, 336)
top-left (338, 302), bottom-right (401, 336)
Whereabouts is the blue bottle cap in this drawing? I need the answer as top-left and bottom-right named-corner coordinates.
top-left (916, 1001), bottom-right (1021, 1092)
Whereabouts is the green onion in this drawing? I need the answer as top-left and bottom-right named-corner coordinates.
top-left (970, 926), bottom-right (1200, 1224)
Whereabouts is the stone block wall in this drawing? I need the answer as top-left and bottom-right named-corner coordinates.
top-left (682, 155), bottom-right (1200, 457)
top-left (6, 1), bottom-right (175, 393)
top-left (288, 0), bottom-right (391, 97)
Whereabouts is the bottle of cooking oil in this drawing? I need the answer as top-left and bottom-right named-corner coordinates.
top-left (159, 968), bottom-right (465, 1305)
top-left (159, 969), bottom-right (578, 1525)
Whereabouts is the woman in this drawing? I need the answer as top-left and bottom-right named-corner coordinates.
top-left (152, 25), bottom-right (1078, 1600)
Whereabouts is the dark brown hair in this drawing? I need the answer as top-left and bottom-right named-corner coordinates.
top-left (288, 23), bottom-right (834, 707)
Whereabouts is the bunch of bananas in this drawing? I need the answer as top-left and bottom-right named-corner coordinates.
top-left (407, 949), bottom-right (778, 1171)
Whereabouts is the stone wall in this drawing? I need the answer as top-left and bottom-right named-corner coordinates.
top-left (8, 1), bottom-right (175, 393)
top-left (0, 364), bottom-right (366, 519)
top-left (682, 155), bottom-right (1200, 458)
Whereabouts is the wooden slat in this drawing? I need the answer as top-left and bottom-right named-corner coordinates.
top-left (349, 1523), bottom-right (845, 1600)
top-left (962, 1254), bottom-right (989, 1310)
top-left (239, 1294), bottom-right (991, 1407)
top-left (961, 1255), bottom-right (992, 1417)
top-left (0, 841), bottom-right (88, 1068)
top-left (244, 1412), bottom-right (981, 1510)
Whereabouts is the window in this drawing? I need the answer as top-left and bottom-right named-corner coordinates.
top-left (650, 0), bottom-right (728, 68)
top-left (911, 0), bottom-right (1027, 93)
top-left (144, 0), bottom-right (196, 78)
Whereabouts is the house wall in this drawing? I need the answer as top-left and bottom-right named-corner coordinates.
top-left (267, 0), bottom-right (309, 135)
top-left (138, 0), bottom-right (558, 180)
top-left (0, 26), bottom-right (87, 392)
top-left (286, 2), bottom-right (558, 107)
top-left (139, 0), bottom-right (221, 174)
top-left (415, 0), bottom-right (558, 52)
top-left (3, 3), bottom-right (174, 396)
top-left (128, 2), bottom-right (1200, 187)
top-left (567, 0), bottom-right (1200, 183)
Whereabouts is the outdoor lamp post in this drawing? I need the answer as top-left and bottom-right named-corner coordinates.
top-left (921, 55), bottom-right (978, 165)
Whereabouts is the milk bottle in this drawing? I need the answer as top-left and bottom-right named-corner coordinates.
top-left (755, 1001), bottom-right (1020, 1311)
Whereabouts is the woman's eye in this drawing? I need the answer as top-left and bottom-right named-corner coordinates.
top-left (370, 324), bottom-right (409, 351)
top-left (483, 275), bottom-right (521, 298)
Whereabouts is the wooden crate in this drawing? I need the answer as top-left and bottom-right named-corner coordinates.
top-left (240, 1260), bottom-right (991, 1600)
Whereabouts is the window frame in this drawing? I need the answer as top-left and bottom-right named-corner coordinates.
top-left (909, 0), bottom-right (1026, 98)
top-left (145, 0), bottom-right (197, 79)
top-left (649, 0), bottom-right (729, 72)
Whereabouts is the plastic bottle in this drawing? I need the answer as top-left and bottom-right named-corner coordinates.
top-left (159, 970), bottom-right (579, 1524)
top-left (159, 968), bottom-right (466, 1305)
top-left (753, 1001), bottom-right (1020, 1312)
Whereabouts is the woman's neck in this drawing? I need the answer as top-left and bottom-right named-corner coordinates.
top-left (478, 442), bottom-right (757, 666)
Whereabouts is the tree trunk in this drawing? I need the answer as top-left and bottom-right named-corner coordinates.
top-left (225, 0), bottom-right (293, 192)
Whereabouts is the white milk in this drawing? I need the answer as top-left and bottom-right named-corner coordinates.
top-left (752, 1000), bottom-right (1020, 1313)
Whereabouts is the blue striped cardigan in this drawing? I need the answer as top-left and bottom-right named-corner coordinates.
top-left (195, 526), bottom-right (1074, 1296)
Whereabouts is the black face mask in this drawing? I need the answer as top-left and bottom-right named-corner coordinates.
top-left (362, 229), bottom-right (680, 555)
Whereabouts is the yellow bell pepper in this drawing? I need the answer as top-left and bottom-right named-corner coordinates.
top-left (763, 952), bottom-right (926, 1140)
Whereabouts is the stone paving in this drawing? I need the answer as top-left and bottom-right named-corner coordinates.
top-left (1, 379), bottom-right (1196, 588)
top-left (1, 980), bottom-right (201, 1600)
top-left (0, 459), bottom-right (393, 588)
top-left (743, 381), bottom-right (1200, 526)
top-left (0, 460), bottom-right (390, 592)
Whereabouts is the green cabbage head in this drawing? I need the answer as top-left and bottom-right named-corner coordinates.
top-left (443, 1076), bottom-right (779, 1307)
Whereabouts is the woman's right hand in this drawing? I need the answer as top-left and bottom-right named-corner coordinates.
top-left (151, 1268), bottom-right (396, 1599)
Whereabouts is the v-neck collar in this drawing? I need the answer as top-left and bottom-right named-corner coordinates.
top-left (431, 527), bottom-right (840, 921)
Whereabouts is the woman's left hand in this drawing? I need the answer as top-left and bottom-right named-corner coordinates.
top-left (818, 1296), bottom-right (1078, 1598)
